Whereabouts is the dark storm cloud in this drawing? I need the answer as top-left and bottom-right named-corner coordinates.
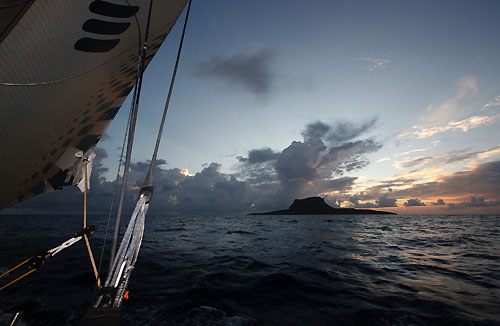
top-left (302, 119), bottom-right (377, 145)
top-left (322, 139), bottom-right (382, 174)
top-left (327, 119), bottom-right (377, 144)
top-left (275, 139), bottom-right (327, 184)
top-left (196, 48), bottom-right (274, 96)
top-left (347, 193), bottom-right (398, 208)
top-left (448, 197), bottom-right (500, 209)
top-left (376, 194), bottom-right (398, 207)
top-left (233, 120), bottom-right (381, 210)
top-left (432, 199), bottom-right (446, 206)
top-left (349, 196), bottom-right (377, 208)
top-left (237, 148), bottom-right (279, 164)
top-left (404, 198), bottom-right (426, 207)
top-left (302, 121), bottom-right (331, 141)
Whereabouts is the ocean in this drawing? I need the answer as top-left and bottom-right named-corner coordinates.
top-left (0, 214), bottom-right (499, 325)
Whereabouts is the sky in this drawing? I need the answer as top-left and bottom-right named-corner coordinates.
top-left (6, 0), bottom-right (500, 215)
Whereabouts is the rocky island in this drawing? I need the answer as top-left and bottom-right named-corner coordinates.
top-left (250, 197), bottom-right (396, 215)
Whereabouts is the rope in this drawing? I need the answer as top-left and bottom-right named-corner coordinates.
top-left (0, 258), bottom-right (31, 279)
top-left (0, 269), bottom-right (37, 292)
top-left (82, 160), bottom-right (102, 288)
top-left (143, 0), bottom-right (192, 187)
top-left (94, 85), bottom-right (135, 299)
top-left (0, 227), bottom-right (95, 292)
top-left (0, 1), bottom-right (32, 9)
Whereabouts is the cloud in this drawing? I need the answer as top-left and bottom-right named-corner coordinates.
top-left (302, 119), bottom-right (377, 144)
top-left (376, 194), bottom-right (398, 207)
top-left (359, 55), bottom-right (391, 71)
top-left (448, 196), bottom-right (500, 209)
top-left (196, 48), bottom-right (275, 96)
top-left (343, 160), bottom-right (500, 211)
top-left (421, 76), bottom-right (478, 125)
top-left (406, 114), bottom-right (500, 139)
top-left (484, 96), bottom-right (500, 109)
top-left (431, 199), bottom-right (446, 206)
top-left (394, 148), bottom-right (427, 157)
top-left (394, 146), bottom-right (500, 170)
top-left (237, 148), bottom-right (279, 164)
top-left (384, 160), bottom-right (500, 202)
top-left (404, 198), bottom-right (426, 207)
top-left (349, 196), bottom-right (377, 208)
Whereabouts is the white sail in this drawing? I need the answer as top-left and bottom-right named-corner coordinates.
top-left (0, 0), bottom-right (187, 209)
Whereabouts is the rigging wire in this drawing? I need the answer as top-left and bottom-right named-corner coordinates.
top-left (143, 0), bottom-right (193, 188)
top-left (82, 160), bottom-right (102, 289)
top-left (108, 0), bottom-right (156, 272)
top-left (94, 0), bottom-right (146, 288)
top-left (93, 86), bottom-right (135, 299)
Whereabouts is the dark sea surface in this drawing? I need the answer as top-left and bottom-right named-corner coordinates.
top-left (0, 214), bottom-right (499, 326)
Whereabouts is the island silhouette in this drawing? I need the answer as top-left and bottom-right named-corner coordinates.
top-left (250, 197), bottom-right (396, 215)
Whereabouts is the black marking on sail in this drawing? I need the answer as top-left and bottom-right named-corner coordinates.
top-left (89, 0), bottom-right (139, 18)
top-left (155, 32), bottom-right (169, 41)
top-left (77, 135), bottom-right (101, 152)
top-left (48, 169), bottom-right (72, 190)
top-left (63, 138), bottom-right (73, 147)
top-left (50, 149), bottom-right (58, 156)
top-left (99, 107), bottom-right (120, 121)
top-left (113, 83), bottom-right (129, 93)
top-left (83, 19), bottom-right (131, 35)
top-left (97, 101), bottom-right (113, 112)
top-left (150, 43), bottom-right (162, 51)
top-left (120, 86), bottom-right (133, 97)
top-left (42, 163), bottom-right (52, 174)
top-left (80, 116), bottom-right (91, 125)
top-left (75, 38), bottom-right (120, 53)
top-left (78, 125), bottom-right (93, 136)
top-left (31, 172), bottom-right (38, 180)
top-left (31, 181), bottom-right (45, 196)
